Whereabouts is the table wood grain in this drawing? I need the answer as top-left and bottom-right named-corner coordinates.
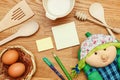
top-left (0, 0), bottom-right (120, 80)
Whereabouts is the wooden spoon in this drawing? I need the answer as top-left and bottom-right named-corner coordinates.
top-left (0, 21), bottom-right (39, 46)
top-left (89, 3), bottom-right (116, 38)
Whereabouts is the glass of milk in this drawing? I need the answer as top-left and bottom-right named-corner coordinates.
top-left (42, 0), bottom-right (75, 20)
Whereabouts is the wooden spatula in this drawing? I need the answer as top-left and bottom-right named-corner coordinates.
top-left (0, 0), bottom-right (34, 32)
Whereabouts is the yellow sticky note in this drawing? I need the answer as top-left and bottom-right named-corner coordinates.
top-left (52, 22), bottom-right (80, 50)
top-left (36, 37), bottom-right (53, 52)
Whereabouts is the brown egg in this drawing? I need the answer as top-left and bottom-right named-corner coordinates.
top-left (8, 62), bottom-right (25, 78)
top-left (2, 49), bottom-right (19, 65)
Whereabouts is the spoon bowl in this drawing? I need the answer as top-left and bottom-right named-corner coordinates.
top-left (89, 3), bottom-right (106, 23)
top-left (16, 21), bottom-right (39, 36)
top-left (89, 3), bottom-right (115, 38)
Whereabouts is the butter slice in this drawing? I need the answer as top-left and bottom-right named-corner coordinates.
top-left (36, 37), bottom-right (53, 52)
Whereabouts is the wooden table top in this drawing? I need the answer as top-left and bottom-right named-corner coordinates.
top-left (0, 0), bottom-right (120, 80)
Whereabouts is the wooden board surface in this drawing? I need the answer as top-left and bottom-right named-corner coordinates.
top-left (0, 0), bottom-right (120, 80)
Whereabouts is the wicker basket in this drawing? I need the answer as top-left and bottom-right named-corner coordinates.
top-left (0, 46), bottom-right (36, 80)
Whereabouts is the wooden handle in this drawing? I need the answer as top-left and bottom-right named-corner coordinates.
top-left (0, 33), bottom-right (18, 46)
top-left (0, 19), bottom-right (12, 32)
top-left (104, 24), bottom-right (116, 38)
top-left (87, 18), bottom-right (111, 29)
top-left (87, 18), bottom-right (115, 38)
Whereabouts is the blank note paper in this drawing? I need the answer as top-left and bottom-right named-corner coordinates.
top-left (52, 22), bottom-right (80, 50)
top-left (36, 37), bottom-right (53, 52)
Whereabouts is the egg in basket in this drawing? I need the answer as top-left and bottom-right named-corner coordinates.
top-left (0, 46), bottom-right (36, 80)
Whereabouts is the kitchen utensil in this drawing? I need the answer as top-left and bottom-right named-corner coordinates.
top-left (89, 3), bottom-right (115, 38)
top-left (0, 21), bottom-right (39, 46)
top-left (0, 0), bottom-right (34, 32)
top-left (75, 11), bottom-right (120, 34)
top-left (42, 0), bottom-right (75, 20)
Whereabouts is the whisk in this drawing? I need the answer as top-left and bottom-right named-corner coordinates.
top-left (75, 11), bottom-right (120, 34)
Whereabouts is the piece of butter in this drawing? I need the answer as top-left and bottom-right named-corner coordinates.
top-left (36, 37), bottom-right (54, 52)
